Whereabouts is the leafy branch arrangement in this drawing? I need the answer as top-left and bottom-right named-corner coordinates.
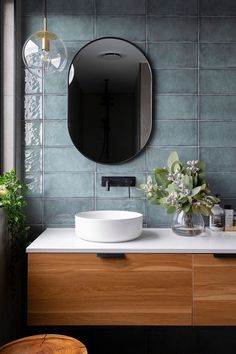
top-left (139, 151), bottom-right (219, 216)
top-left (0, 169), bottom-right (29, 264)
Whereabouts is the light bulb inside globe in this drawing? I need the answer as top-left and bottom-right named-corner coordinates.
top-left (22, 18), bottom-right (67, 78)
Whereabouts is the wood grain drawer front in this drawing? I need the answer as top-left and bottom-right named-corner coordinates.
top-left (28, 253), bottom-right (192, 326)
top-left (193, 254), bottom-right (236, 325)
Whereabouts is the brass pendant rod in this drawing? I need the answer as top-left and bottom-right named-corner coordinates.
top-left (42, 0), bottom-right (49, 51)
top-left (43, 17), bottom-right (48, 32)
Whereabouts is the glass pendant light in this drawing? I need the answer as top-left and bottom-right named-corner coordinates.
top-left (22, 0), bottom-right (67, 78)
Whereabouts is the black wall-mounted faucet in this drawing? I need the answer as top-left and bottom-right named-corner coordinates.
top-left (105, 179), bottom-right (110, 191)
top-left (101, 176), bottom-right (136, 197)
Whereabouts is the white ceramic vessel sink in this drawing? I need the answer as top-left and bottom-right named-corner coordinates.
top-left (75, 210), bottom-right (143, 243)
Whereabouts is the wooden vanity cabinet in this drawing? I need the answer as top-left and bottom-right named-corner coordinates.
top-left (28, 253), bottom-right (236, 326)
top-left (193, 254), bottom-right (236, 325)
top-left (28, 253), bottom-right (192, 326)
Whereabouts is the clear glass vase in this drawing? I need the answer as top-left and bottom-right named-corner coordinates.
top-left (171, 211), bottom-right (204, 236)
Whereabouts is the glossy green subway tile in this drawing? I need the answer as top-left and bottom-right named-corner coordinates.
top-left (44, 71), bottom-right (68, 94)
top-left (146, 146), bottom-right (198, 172)
top-left (155, 95), bottom-right (197, 120)
top-left (44, 95), bottom-right (67, 120)
top-left (44, 147), bottom-right (95, 172)
top-left (23, 148), bottom-right (42, 172)
top-left (47, 15), bottom-right (93, 41)
top-left (44, 121), bottom-right (72, 146)
top-left (66, 41), bottom-right (90, 67)
top-left (205, 173), bottom-right (236, 198)
top-left (24, 173), bottom-right (43, 197)
top-left (200, 18), bottom-right (236, 43)
top-left (24, 95), bottom-right (42, 120)
top-left (200, 95), bottom-right (236, 120)
top-left (200, 0), bottom-right (236, 16)
top-left (96, 198), bottom-right (146, 223)
top-left (148, 43), bottom-right (197, 69)
top-left (200, 70), bottom-right (236, 94)
top-left (147, 17), bottom-right (197, 42)
top-left (44, 172), bottom-right (94, 197)
top-left (96, 16), bottom-right (145, 41)
top-left (47, 0), bottom-right (93, 14)
top-left (155, 69), bottom-right (198, 94)
top-left (147, 203), bottom-right (172, 226)
top-left (96, 0), bottom-right (145, 14)
top-left (24, 121), bottom-right (42, 146)
top-left (200, 148), bottom-right (236, 172)
top-left (25, 198), bottom-right (42, 224)
top-left (200, 44), bottom-right (236, 68)
top-left (45, 198), bottom-right (94, 225)
top-left (150, 120), bottom-right (198, 146)
top-left (148, 0), bottom-right (197, 15)
top-left (200, 121), bottom-right (236, 147)
top-left (132, 42), bottom-right (146, 53)
top-left (97, 150), bottom-right (146, 173)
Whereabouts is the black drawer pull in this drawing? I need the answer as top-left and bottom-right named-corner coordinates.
top-left (214, 253), bottom-right (236, 258)
top-left (96, 253), bottom-right (126, 259)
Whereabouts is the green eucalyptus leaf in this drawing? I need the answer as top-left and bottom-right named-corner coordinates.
top-left (191, 186), bottom-right (202, 196)
top-left (171, 161), bottom-right (181, 172)
top-left (167, 184), bottom-right (176, 193)
top-left (154, 168), bottom-right (169, 187)
top-left (199, 204), bottom-right (211, 216)
top-left (187, 196), bottom-right (192, 204)
top-left (192, 205), bottom-right (200, 214)
top-left (167, 206), bottom-right (176, 214)
top-left (154, 168), bottom-right (168, 174)
top-left (167, 151), bottom-right (179, 170)
top-left (159, 196), bottom-right (169, 204)
top-left (182, 204), bottom-right (191, 213)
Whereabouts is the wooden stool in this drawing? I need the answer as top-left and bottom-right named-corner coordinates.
top-left (0, 334), bottom-right (87, 354)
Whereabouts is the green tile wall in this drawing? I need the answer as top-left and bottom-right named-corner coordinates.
top-left (21, 0), bottom-right (236, 236)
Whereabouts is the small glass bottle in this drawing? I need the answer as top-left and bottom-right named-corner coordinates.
top-left (224, 205), bottom-right (234, 229)
top-left (210, 202), bottom-right (224, 232)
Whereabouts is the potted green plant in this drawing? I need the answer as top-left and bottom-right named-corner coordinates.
top-left (0, 169), bottom-right (29, 264)
top-left (139, 151), bottom-right (219, 236)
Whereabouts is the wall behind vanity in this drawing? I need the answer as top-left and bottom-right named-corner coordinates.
top-left (21, 0), bottom-right (236, 237)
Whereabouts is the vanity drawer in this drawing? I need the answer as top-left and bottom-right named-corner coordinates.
top-left (28, 253), bottom-right (192, 326)
top-left (193, 254), bottom-right (236, 325)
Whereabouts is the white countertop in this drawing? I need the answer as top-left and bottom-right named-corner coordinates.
top-left (26, 228), bottom-right (236, 254)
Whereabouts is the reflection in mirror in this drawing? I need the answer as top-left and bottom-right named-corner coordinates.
top-left (68, 37), bottom-right (152, 164)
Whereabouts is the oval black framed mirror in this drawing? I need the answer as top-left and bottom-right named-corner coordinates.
top-left (68, 37), bottom-right (152, 164)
